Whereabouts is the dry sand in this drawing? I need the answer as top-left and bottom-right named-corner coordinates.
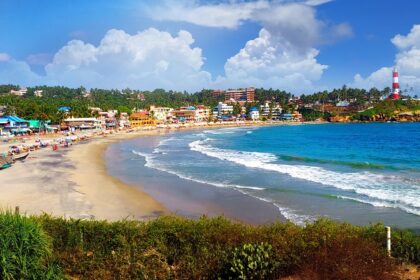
top-left (0, 130), bottom-right (167, 220)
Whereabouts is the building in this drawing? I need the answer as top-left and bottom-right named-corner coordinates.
top-left (63, 117), bottom-right (101, 130)
top-left (130, 111), bottom-right (156, 127)
top-left (195, 105), bottom-right (210, 122)
top-left (34, 90), bottom-right (43, 97)
top-left (212, 89), bottom-right (224, 97)
top-left (172, 107), bottom-right (196, 122)
top-left (150, 106), bottom-right (173, 123)
top-left (260, 102), bottom-right (282, 119)
top-left (225, 87), bottom-right (255, 104)
top-left (98, 110), bottom-right (118, 129)
top-left (213, 102), bottom-right (233, 116)
top-left (10, 88), bottom-right (27, 96)
top-left (336, 100), bottom-right (350, 107)
top-left (118, 112), bottom-right (130, 128)
top-left (249, 107), bottom-right (260, 121)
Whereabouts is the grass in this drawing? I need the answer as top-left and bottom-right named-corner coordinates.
top-left (0, 211), bottom-right (419, 279)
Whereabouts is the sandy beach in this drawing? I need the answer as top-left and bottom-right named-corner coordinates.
top-left (0, 129), bottom-right (168, 220)
top-left (0, 121), bottom-right (292, 220)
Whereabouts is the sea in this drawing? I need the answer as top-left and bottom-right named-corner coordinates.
top-left (105, 123), bottom-right (420, 229)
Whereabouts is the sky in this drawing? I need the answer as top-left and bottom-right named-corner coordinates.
top-left (0, 0), bottom-right (419, 95)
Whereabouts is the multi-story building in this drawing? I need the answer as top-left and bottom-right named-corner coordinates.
top-left (118, 112), bottom-right (130, 128)
top-left (260, 102), bottom-right (283, 119)
top-left (172, 106), bottom-right (196, 122)
top-left (213, 102), bottom-right (233, 116)
top-left (98, 110), bottom-right (118, 129)
top-left (195, 105), bottom-right (210, 122)
top-left (225, 87), bottom-right (255, 104)
top-left (130, 111), bottom-right (156, 127)
top-left (150, 106), bottom-right (173, 123)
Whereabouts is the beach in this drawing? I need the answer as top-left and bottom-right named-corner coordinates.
top-left (0, 121), bottom-right (285, 220)
top-left (0, 129), bottom-right (168, 220)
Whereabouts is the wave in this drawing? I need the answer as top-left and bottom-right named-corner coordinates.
top-left (189, 140), bottom-right (420, 216)
top-left (131, 149), bottom-right (316, 225)
top-left (132, 150), bottom-right (265, 191)
top-left (337, 196), bottom-right (420, 216)
top-left (278, 154), bottom-right (420, 172)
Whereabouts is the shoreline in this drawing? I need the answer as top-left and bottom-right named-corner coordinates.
top-left (0, 121), bottom-right (297, 220)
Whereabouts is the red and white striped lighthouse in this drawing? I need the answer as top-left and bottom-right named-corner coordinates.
top-left (391, 67), bottom-right (400, 100)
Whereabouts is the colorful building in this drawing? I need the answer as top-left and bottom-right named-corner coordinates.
top-left (130, 111), bottom-right (156, 127)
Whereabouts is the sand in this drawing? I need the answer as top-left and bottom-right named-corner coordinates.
top-left (0, 130), bottom-right (167, 220)
top-left (0, 121), bottom-right (314, 220)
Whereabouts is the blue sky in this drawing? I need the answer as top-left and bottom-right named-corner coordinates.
top-left (0, 0), bottom-right (419, 94)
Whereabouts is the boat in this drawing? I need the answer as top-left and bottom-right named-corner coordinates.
top-left (13, 152), bottom-right (29, 162)
top-left (0, 156), bottom-right (13, 170)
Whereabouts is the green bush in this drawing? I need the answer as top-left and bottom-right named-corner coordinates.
top-left (2, 213), bottom-right (417, 279)
top-left (0, 210), bottom-right (62, 279)
top-left (222, 242), bottom-right (278, 280)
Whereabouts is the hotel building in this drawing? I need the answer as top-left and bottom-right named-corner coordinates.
top-left (225, 87), bottom-right (255, 104)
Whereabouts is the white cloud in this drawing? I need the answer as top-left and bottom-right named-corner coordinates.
top-left (149, 0), bottom-right (270, 29)
top-left (0, 53), bottom-right (10, 62)
top-left (0, 28), bottom-right (212, 91)
top-left (216, 28), bottom-right (327, 93)
top-left (149, 0), bottom-right (350, 93)
top-left (0, 59), bottom-right (41, 85)
top-left (353, 25), bottom-right (420, 92)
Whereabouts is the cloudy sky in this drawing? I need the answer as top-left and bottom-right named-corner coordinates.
top-left (0, 0), bottom-right (419, 94)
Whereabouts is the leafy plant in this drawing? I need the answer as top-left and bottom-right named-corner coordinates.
top-left (222, 242), bottom-right (278, 280)
top-left (0, 210), bottom-right (63, 279)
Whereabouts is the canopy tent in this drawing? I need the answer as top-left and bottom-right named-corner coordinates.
top-left (4, 115), bottom-right (28, 123)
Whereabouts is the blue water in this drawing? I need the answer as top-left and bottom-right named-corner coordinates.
top-left (111, 123), bottom-right (420, 229)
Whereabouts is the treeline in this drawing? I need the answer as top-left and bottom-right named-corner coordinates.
top-left (0, 84), bottom-right (417, 123)
top-left (1, 211), bottom-right (419, 279)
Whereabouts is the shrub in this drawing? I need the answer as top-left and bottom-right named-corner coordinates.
top-left (221, 242), bottom-right (278, 280)
top-left (0, 210), bottom-right (62, 279)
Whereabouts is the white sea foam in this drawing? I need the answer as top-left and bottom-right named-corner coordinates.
top-left (132, 150), bottom-right (265, 191)
top-left (188, 140), bottom-right (420, 216)
top-left (133, 149), bottom-right (318, 225)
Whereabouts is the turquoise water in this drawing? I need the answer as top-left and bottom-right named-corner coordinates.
top-left (110, 123), bottom-right (420, 229)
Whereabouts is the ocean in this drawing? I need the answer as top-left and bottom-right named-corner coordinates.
top-left (105, 123), bottom-right (420, 229)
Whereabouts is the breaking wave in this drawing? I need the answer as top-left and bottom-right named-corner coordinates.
top-left (188, 139), bottom-right (420, 217)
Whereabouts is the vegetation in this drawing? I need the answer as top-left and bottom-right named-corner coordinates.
top-left (352, 99), bottom-right (420, 121)
top-left (0, 211), bottom-right (62, 279)
top-left (0, 85), bottom-right (418, 123)
top-left (1, 211), bottom-right (418, 279)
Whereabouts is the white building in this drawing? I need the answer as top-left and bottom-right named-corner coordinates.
top-left (213, 102), bottom-right (233, 116)
top-left (150, 106), bottom-right (173, 123)
top-left (336, 100), bottom-right (350, 107)
top-left (10, 88), bottom-right (27, 96)
top-left (34, 90), bottom-right (43, 97)
top-left (260, 102), bottom-right (282, 119)
top-left (249, 107), bottom-right (260, 121)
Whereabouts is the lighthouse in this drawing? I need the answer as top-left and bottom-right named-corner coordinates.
top-left (391, 67), bottom-right (400, 100)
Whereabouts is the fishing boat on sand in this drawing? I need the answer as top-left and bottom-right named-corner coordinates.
top-left (0, 156), bottom-right (13, 170)
top-left (13, 152), bottom-right (29, 162)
